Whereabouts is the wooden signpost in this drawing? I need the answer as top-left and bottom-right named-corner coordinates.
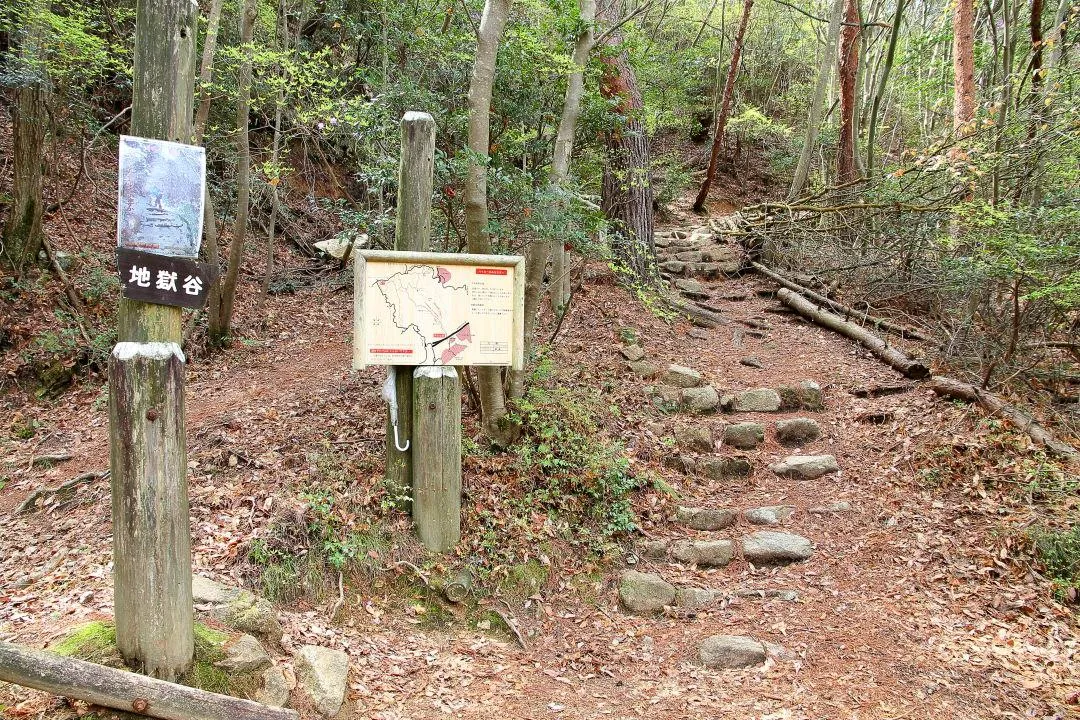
top-left (355, 113), bottom-right (524, 552)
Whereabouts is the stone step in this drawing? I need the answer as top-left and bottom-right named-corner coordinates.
top-left (636, 531), bottom-right (813, 569)
top-left (769, 454), bottom-right (839, 479)
top-left (619, 570), bottom-right (802, 615)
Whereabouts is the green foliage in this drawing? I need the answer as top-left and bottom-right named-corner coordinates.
top-left (505, 352), bottom-right (640, 549)
top-left (1031, 525), bottom-right (1080, 602)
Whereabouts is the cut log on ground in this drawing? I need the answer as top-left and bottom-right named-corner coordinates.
top-left (0, 641), bottom-right (298, 720)
top-left (929, 377), bottom-right (1079, 461)
top-left (753, 262), bottom-right (931, 341)
top-left (777, 288), bottom-right (930, 379)
top-left (666, 293), bottom-right (730, 328)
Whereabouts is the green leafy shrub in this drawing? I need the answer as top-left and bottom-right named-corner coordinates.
top-left (1031, 525), bottom-right (1080, 602)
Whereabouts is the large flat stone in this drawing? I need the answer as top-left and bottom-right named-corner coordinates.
top-left (743, 506), bottom-right (795, 526)
top-left (295, 645), bottom-right (349, 718)
top-left (775, 418), bottom-right (821, 445)
top-left (675, 587), bottom-right (723, 609)
top-left (675, 506), bottom-right (737, 531)
top-left (670, 539), bottom-right (734, 567)
top-left (733, 388), bottom-right (782, 412)
top-left (741, 531), bottom-right (813, 565)
top-left (619, 571), bottom-right (676, 614)
top-left (620, 344), bottom-right (645, 362)
top-left (699, 635), bottom-right (767, 669)
top-left (682, 385), bottom-right (720, 414)
top-left (769, 454), bottom-right (838, 479)
top-left (699, 456), bottom-right (752, 480)
top-left (676, 426), bottom-right (714, 453)
top-left (778, 380), bottom-right (824, 411)
top-left (723, 422), bottom-right (764, 449)
top-left (665, 364), bottom-right (704, 388)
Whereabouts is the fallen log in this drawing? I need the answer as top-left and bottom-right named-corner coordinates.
top-left (665, 293), bottom-right (730, 328)
top-left (752, 262), bottom-right (931, 342)
top-left (777, 288), bottom-right (930, 379)
top-left (0, 641), bottom-right (298, 720)
top-left (929, 377), bottom-right (1079, 461)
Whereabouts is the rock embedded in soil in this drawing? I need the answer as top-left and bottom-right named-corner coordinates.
top-left (775, 418), bottom-right (822, 445)
top-left (620, 344), bottom-right (646, 362)
top-left (628, 360), bottom-right (661, 378)
top-left (192, 575), bottom-right (241, 605)
top-left (682, 385), bottom-right (720, 414)
top-left (638, 539), bottom-right (671, 561)
top-left (808, 500), bottom-right (853, 514)
top-left (741, 531), bottom-right (813, 565)
top-left (648, 384), bottom-right (683, 408)
top-left (699, 635), bottom-right (767, 669)
top-left (675, 250), bottom-right (704, 263)
top-left (674, 278), bottom-right (705, 295)
top-left (739, 357), bottom-right (764, 369)
top-left (257, 665), bottom-right (291, 708)
top-left (215, 633), bottom-right (272, 673)
top-left (662, 454), bottom-right (696, 473)
top-left (670, 539), bottom-right (734, 568)
top-left (723, 422), bottom-right (765, 449)
top-left (733, 388), bottom-right (782, 412)
top-left (295, 645), bottom-right (349, 718)
top-left (619, 571), bottom-right (677, 614)
top-left (699, 456), bottom-right (753, 480)
top-left (744, 506), bottom-right (795, 526)
top-left (769, 454), bottom-right (839, 480)
top-left (675, 587), bottom-right (723, 609)
top-left (217, 591), bottom-right (283, 643)
top-left (675, 506), bottom-right (737, 531)
top-left (665, 364), bottom-right (704, 388)
top-left (688, 328), bottom-right (710, 340)
top-left (675, 426), bottom-right (714, 453)
top-left (659, 260), bottom-right (686, 274)
top-left (778, 380), bottom-right (824, 411)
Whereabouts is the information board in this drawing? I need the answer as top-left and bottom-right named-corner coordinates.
top-left (353, 250), bottom-right (524, 371)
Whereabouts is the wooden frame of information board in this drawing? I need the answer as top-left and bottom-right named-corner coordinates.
top-left (353, 250), bottom-right (525, 372)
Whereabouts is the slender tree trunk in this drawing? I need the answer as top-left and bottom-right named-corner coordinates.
top-left (866, 0), bottom-right (906, 177)
top-left (3, 83), bottom-right (47, 272)
top-left (837, 0), bottom-right (861, 184)
top-left (788, 0), bottom-right (844, 200)
top-left (193, 0), bottom-right (225, 144)
top-left (464, 0), bottom-right (513, 444)
top-left (547, 0), bottom-right (595, 316)
top-left (257, 0), bottom-right (289, 316)
top-left (693, 0), bottom-right (753, 212)
top-left (212, 0), bottom-right (256, 342)
top-left (953, 0), bottom-right (976, 132)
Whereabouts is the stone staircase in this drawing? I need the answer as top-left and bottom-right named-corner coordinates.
top-left (615, 257), bottom-right (853, 669)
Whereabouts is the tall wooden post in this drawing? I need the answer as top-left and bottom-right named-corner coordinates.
top-left (412, 367), bottom-right (462, 552)
top-left (109, 343), bottom-right (193, 681)
top-left (385, 112), bottom-right (437, 505)
top-left (117, 0), bottom-right (197, 343)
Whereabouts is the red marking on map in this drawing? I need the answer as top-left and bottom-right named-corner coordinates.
top-left (440, 343), bottom-right (468, 364)
top-left (436, 267), bottom-right (451, 284)
top-left (456, 324), bottom-right (472, 343)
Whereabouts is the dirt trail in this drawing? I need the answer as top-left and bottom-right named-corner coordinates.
top-left (1, 235), bottom-right (1076, 719)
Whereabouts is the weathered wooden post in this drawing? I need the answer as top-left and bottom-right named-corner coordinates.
top-left (118, 0), bottom-right (197, 343)
top-left (412, 367), bottom-right (462, 552)
top-left (385, 112), bottom-right (437, 505)
top-left (109, 343), bottom-right (192, 680)
top-left (108, 0), bottom-right (199, 679)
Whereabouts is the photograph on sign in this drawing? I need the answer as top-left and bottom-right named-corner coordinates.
top-left (353, 251), bottom-right (525, 371)
top-left (117, 135), bottom-right (206, 258)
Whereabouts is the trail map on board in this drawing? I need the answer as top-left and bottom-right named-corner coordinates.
top-left (360, 261), bottom-right (515, 366)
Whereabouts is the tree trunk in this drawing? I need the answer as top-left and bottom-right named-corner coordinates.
top-left (788, 0), bottom-right (845, 200)
top-left (599, 7), bottom-right (658, 283)
top-left (464, 0), bottom-right (514, 445)
top-left (117, 0), bottom-right (197, 343)
top-left (866, 0), bottom-right (907, 177)
top-left (547, 0), bottom-right (595, 316)
top-left (192, 0), bottom-right (225, 144)
top-left (256, 0), bottom-right (289, 316)
top-left (3, 83), bottom-right (47, 272)
top-left (212, 0), bottom-right (257, 343)
top-left (693, 0), bottom-right (754, 213)
top-left (837, 0), bottom-right (861, 184)
top-left (953, 0), bottom-right (976, 132)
